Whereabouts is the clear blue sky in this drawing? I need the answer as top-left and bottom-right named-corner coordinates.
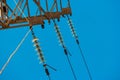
top-left (0, 0), bottom-right (120, 80)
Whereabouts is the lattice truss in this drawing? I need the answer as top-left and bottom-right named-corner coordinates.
top-left (0, 0), bottom-right (72, 29)
top-left (0, 0), bottom-right (93, 80)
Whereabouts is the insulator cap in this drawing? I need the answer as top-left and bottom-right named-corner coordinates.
top-left (32, 38), bottom-right (38, 42)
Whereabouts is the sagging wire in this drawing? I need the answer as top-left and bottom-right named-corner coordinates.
top-left (0, 0), bottom-right (31, 75)
top-left (53, 20), bottom-right (77, 80)
top-left (30, 27), bottom-right (56, 80)
top-left (0, 29), bottom-right (31, 74)
top-left (67, 15), bottom-right (93, 80)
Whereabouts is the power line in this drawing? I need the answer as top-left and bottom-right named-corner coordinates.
top-left (67, 15), bottom-right (93, 80)
top-left (53, 20), bottom-right (78, 80)
top-left (0, 29), bottom-right (31, 74)
top-left (66, 53), bottom-right (77, 80)
top-left (0, 0), bottom-right (31, 75)
top-left (0, 1), bottom-right (92, 80)
top-left (78, 44), bottom-right (93, 80)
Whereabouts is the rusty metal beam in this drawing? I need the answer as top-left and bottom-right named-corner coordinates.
top-left (0, 0), bottom-right (72, 30)
top-left (0, 8), bottom-right (71, 30)
top-left (0, 21), bottom-right (8, 28)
